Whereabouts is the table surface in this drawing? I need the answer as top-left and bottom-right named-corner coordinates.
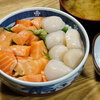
top-left (0, 0), bottom-right (100, 100)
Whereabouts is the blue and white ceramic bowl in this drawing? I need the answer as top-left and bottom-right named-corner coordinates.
top-left (0, 7), bottom-right (89, 95)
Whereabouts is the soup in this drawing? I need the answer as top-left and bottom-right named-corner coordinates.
top-left (63, 0), bottom-right (100, 20)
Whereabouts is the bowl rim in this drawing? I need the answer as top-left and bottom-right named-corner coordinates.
top-left (60, 0), bottom-right (100, 21)
top-left (0, 7), bottom-right (90, 86)
top-left (92, 33), bottom-right (100, 72)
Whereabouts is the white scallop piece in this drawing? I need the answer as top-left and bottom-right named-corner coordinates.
top-left (65, 29), bottom-right (82, 49)
top-left (42, 16), bottom-right (65, 33)
top-left (46, 30), bottom-right (65, 49)
top-left (44, 60), bottom-right (73, 80)
top-left (49, 45), bottom-right (68, 61)
top-left (63, 49), bottom-right (84, 69)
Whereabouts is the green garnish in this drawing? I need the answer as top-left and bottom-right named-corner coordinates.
top-left (39, 35), bottom-right (45, 41)
top-left (62, 26), bottom-right (68, 33)
top-left (10, 40), bottom-right (16, 46)
top-left (28, 29), bottom-right (47, 41)
top-left (43, 52), bottom-right (51, 60)
top-left (28, 29), bottom-right (34, 33)
top-left (3, 27), bottom-right (13, 32)
top-left (34, 29), bottom-right (41, 35)
top-left (28, 29), bottom-right (40, 35)
top-left (24, 44), bottom-right (28, 46)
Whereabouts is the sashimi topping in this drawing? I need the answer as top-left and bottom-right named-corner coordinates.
top-left (30, 40), bottom-right (47, 59)
top-left (16, 19), bottom-right (33, 27)
top-left (18, 74), bottom-right (42, 82)
top-left (0, 50), bottom-right (17, 75)
top-left (31, 17), bottom-right (44, 29)
top-left (10, 45), bottom-right (31, 57)
top-left (12, 30), bottom-right (32, 45)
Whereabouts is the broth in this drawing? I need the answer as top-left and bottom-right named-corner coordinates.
top-left (63, 0), bottom-right (100, 20)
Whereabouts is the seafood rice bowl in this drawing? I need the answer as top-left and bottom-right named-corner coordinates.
top-left (0, 7), bottom-right (89, 95)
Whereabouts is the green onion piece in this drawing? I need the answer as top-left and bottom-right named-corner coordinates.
top-left (43, 52), bottom-right (51, 60)
top-left (24, 44), bottom-right (28, 46)
top-left (3, 27), bottom-right (13, 32)
top-left (10, 40), bottom-right (16, 46)
top-left (34, 29), bottom-right (44, 34)
top-left (34, 30), bottom-right (41, 35)
top-left (39, 35), bottom-right (45, 41)
top-left (28, 30), bottom-right (40, 35)
top-left (40, 30), bottom-right (47, 36)
top-left (28, 30), bottom-right (35, 34)
top-left (62, 26), bottom-right (68, 33)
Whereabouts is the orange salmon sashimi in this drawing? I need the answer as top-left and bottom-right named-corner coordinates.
top-left (39, 57), bottom-right (49, 70)
top-left (16, 19), bottom-right (33, 27)
top-left (26, 33), bottom-right (40, 45)
top-left (30, 40), bottom-right (48, 60)
top-left (14, 57), bottom-right (42, 76)
top-left (17, 74), bottom-right (42, 82)
top-left (27, 26), bottom-right (37, 31)
top-left (31, 17), bottom-right (44, 29)
top-left (12, 30), bottom-right (33, 45)
top-left (11, 24), bottom-right (27, 33)
top-left (0, 50), bottom-right (17, 76)
top-left (10, 45), bottom-right (31, 57)
top-left (3, 47), bottom-right (14, 55)
top-left (41, 71), bottom-right (48, 82)
top-left (0, 30), bottom-right (16, 50)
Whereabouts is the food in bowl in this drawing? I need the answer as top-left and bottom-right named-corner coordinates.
top-left (63, 0), bottom-right (100, 20)
top-left (0, 16), bottom-right (84, 82)
top-left (0, 7), bottom-right (89, 95)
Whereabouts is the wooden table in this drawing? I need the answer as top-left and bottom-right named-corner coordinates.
top-left (0, 0), bottom-right (100, 100)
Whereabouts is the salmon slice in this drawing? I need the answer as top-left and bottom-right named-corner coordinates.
top-left (41, 71), bottom-right (48, 82)
top-left (10, 45), bottom-right (31, 57)
top-left (30, 40), bottom-right (47, 59)
top-left (31, 17), bottom-right (44, 29)
top-left (3, 47), bottom-right (14, 54)
top-left (27, 26), bottom-right (37, 31)
top-left (0, 30), bottom-right (16, 50)
top-left (14, 57), bottom-right (42, 76)
top-left (17, 74), bottom-right (42, 82)
top-left (11, 24), bottom-right (27, 33)
top-left (0, 50), bottom-right (17, 76)
top-left (39, 57), bottom-right (49, 70)
top-left (16, 19), bottom-right (33, 27)
top-left (30, 34), bottom-right (40, 42)
top-left (26, 34), bottom-right (40, 45)
top-left (12, 30), bottom-right (33, 45)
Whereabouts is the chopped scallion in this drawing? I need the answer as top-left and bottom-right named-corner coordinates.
top-left (43, 52), bottom-right (51, 60)
top-left (3, 27), bottom-right (12, 32)
top-left (62, 26), bottom-right (68, 33)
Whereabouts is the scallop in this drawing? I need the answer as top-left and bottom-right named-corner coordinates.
top-left (42, 16), bottom-right (65, 33)
top-left (65, 29), bottom-right (82, 49)
top-left (46, 30), bottom-right (65, 49)
top-left (49, 45), bottom-right (68, 61)
top-left (44, 60), bottom-right (73, 80)
top-left (63, 49), bottom-right (84, 69)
